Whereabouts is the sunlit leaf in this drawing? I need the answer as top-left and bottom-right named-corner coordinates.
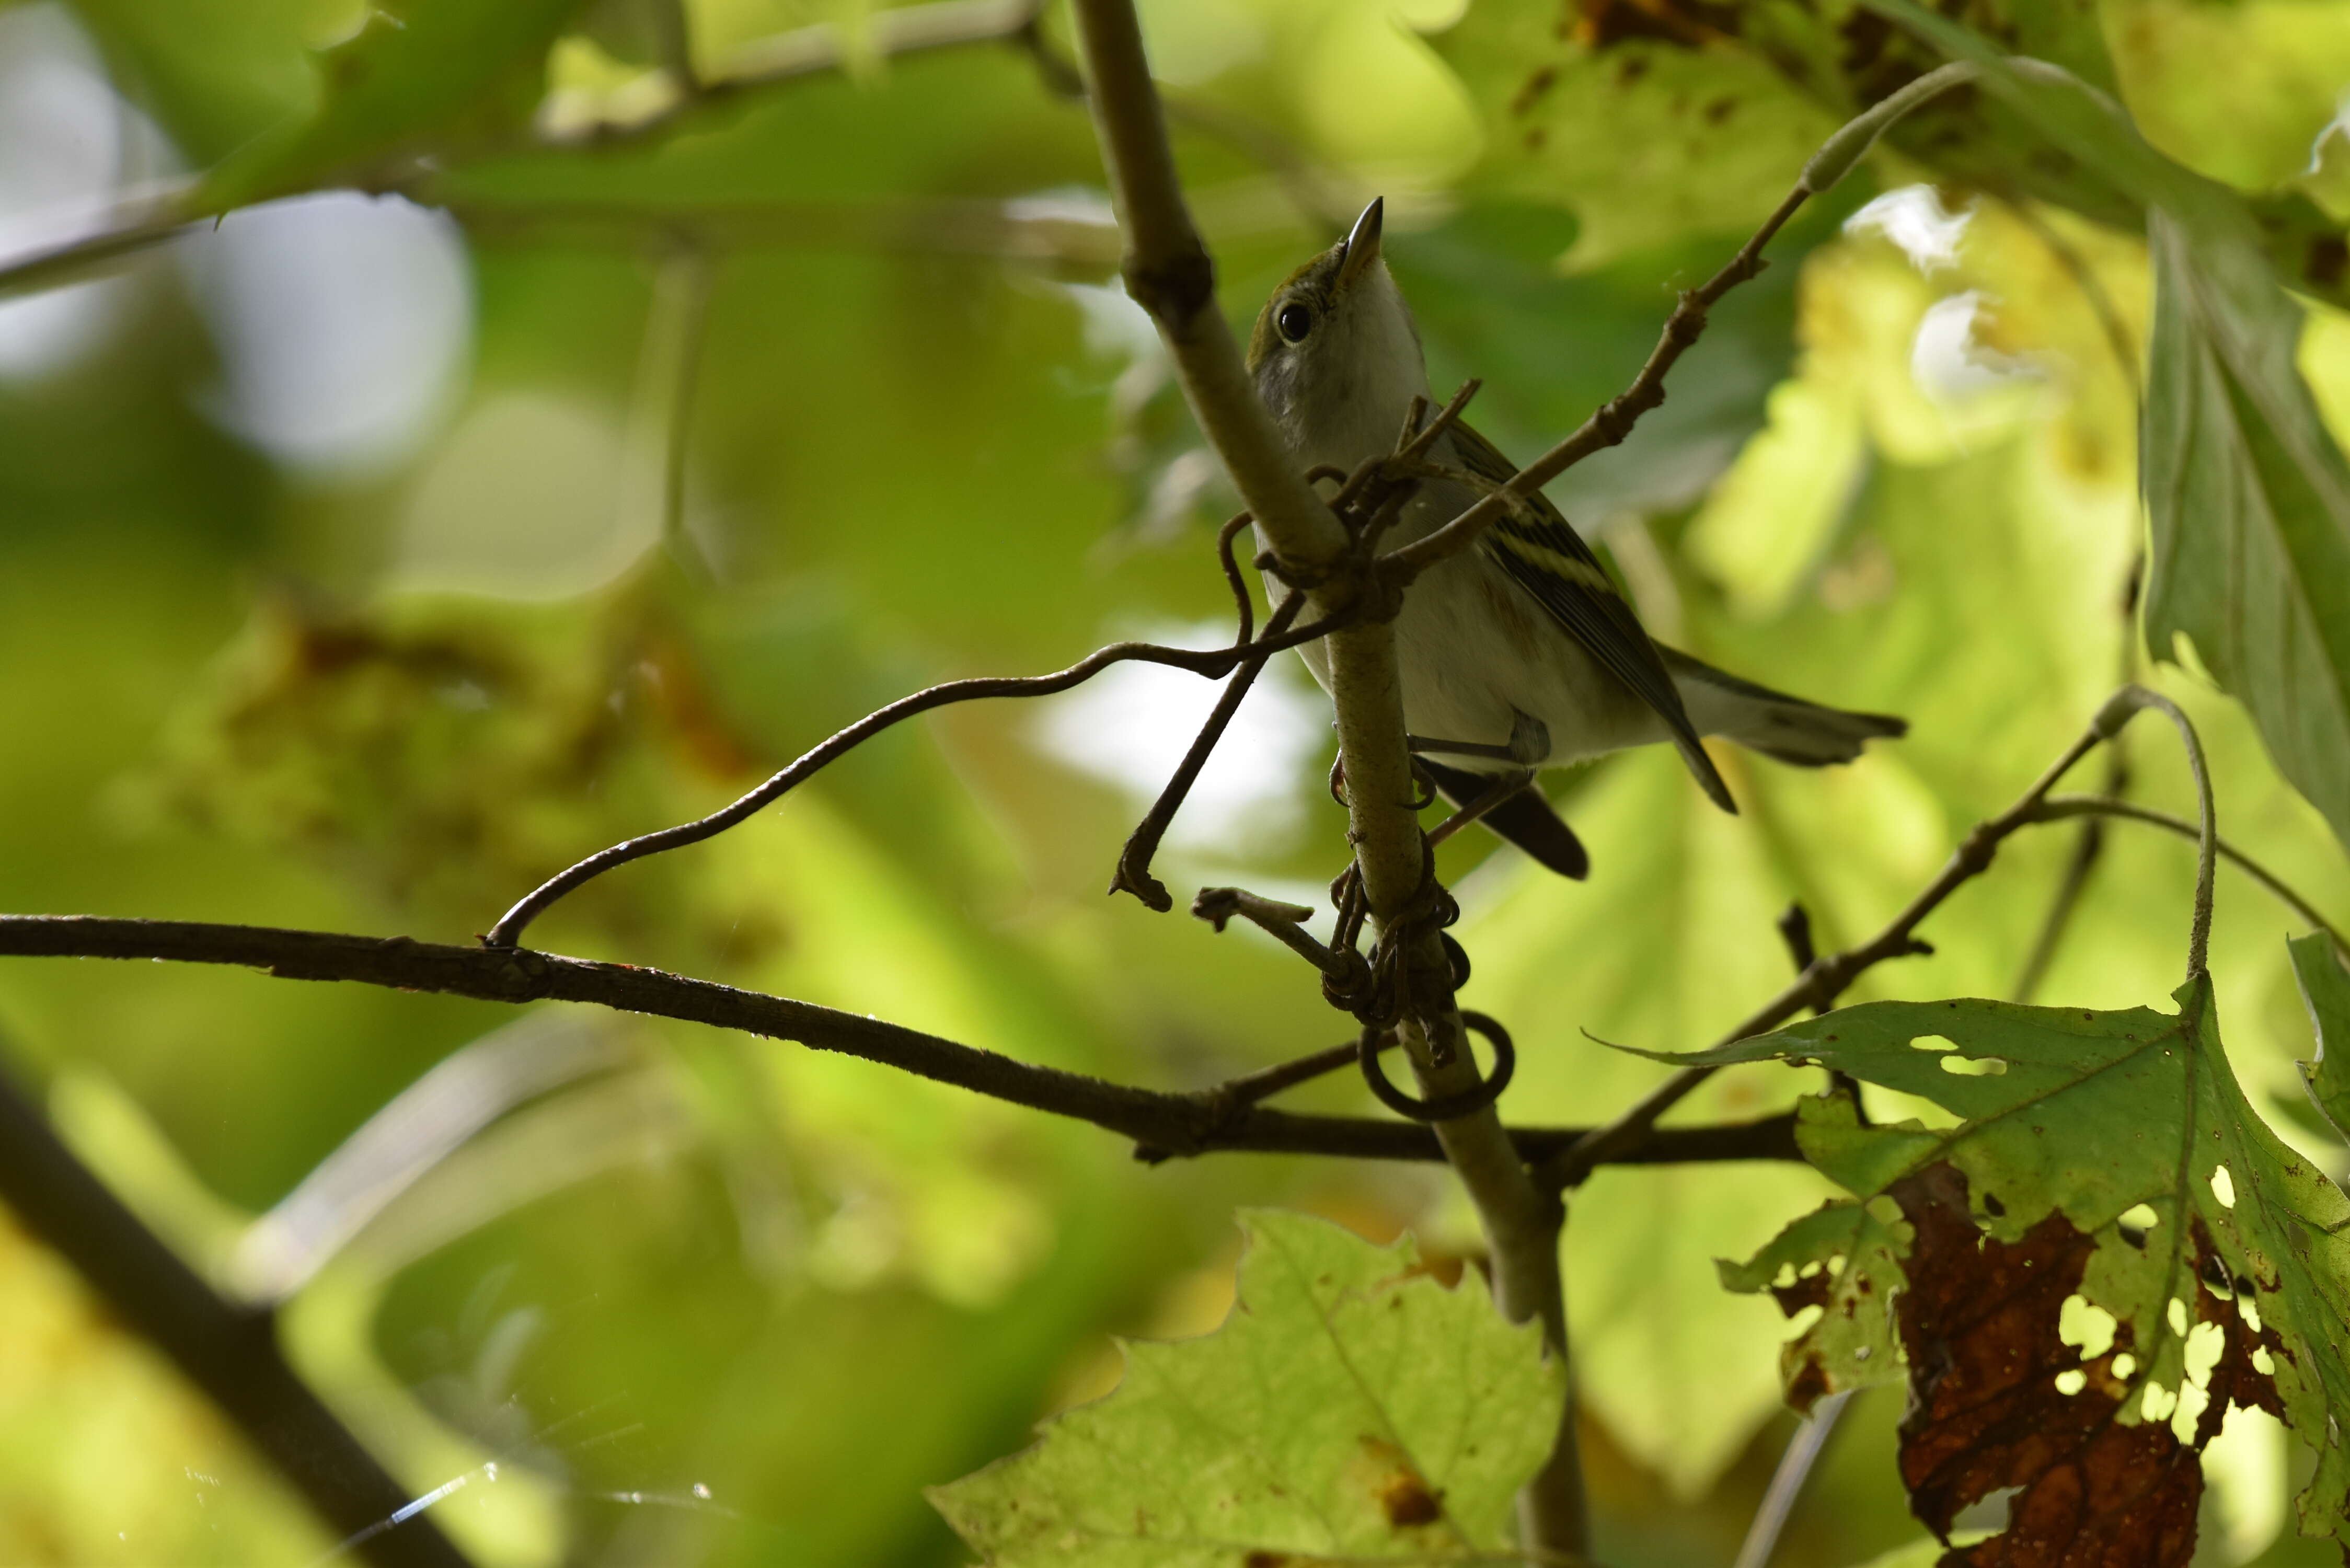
top-left (1433, 0), bottom-right (1841, 267)
top-left (929, 1209), bottom-right (1563, 1566)
top-left (1628, 978), bottom-right (2350, 1558)
top-left (1436, 0), bottom-right (2123, 267)
top-left (1719, 1192), bottom-right (1909, 1412)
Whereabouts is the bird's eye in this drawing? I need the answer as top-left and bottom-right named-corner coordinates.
top-left (1276, 302), bottom-right (1312, 343)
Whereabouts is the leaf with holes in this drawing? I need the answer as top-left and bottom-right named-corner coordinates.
top-left (928, 1209), bottom-right (1563, 1566)
top-left (1719, 1189), bottom-right (1910, 1413)
top-left (1624, 977), bottom-right (2350, 1562)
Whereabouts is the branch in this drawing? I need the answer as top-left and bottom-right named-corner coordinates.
top-left (0, 916), bottom-right (1804, 1173)
top-left (0, 185), bottom-right (194, 301)
top-left (1538, 692), bottom-right (2126, 1193)
top-left (1068, 2), bottom-right (1586, 1549)
top-left (0, 1055), bottom-right (472, 1568)
top-left (0, 1), bottom-right (1052, 303)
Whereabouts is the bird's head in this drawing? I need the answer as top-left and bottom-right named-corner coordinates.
top-left (1247, 198), bottom-right (1429, 470)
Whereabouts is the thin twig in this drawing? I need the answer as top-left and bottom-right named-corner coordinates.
top-left (1376, 185), bottom-right (1814, 586)
top-left (2025, 795), bottom-right (2347, 961)
top-left (0, 915), bottom-right (1803, 1172)
top-left (0, 1056), bottom-right (473, 1568)
top-left (1191, 884), bottom-right (1360, 984)
top-left (1378, 64), bottom-right (1983, 589)
top-left (1538, 700), bottom-right (2121, 1193)
top-left (1777, 903), bottom-right (1866, 1119)
top-left (485, 609), bottom-right (1347, 948)
top-left (1199, 1035), bottom-right (1383, 1109)
top-left (0, 185), bottom-right (194, 300)
top-left (1422, 771), bottom-right (1535, 851)
top-left (1112, 592), bottom-right (1305, 910)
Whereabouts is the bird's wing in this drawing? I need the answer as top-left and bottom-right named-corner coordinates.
top-left (1447, 420), bottom-right (1735, 812)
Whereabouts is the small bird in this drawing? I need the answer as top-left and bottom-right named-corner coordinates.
top-left (1249, 198), bottom-right (1905, 879)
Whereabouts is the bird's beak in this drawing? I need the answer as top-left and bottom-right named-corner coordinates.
top-left (1336, 197), bottom-right (1384, 290)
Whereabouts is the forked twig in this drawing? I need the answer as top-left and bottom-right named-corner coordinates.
top-left (1538, 692), bottom-right (2119, 1193)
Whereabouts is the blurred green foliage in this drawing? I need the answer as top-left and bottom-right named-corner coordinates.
top-left (5, 0), bottom-right (2350, 1563)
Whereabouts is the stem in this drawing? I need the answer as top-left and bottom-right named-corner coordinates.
top-left (1731, 1391), bottom-right (1853, 1568)
top-left (2088, 687), bottom-right (2216, 978)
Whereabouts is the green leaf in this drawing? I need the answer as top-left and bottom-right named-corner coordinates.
top-left (1433, 1), bottom-right (1841, 266)
top-left (1436, 0), bottom-right (2125, 267)
top-left (928, 1209), bottom-right (1564, 1566)
top-left (1628, 978), bottom-right (2350, 1553)
top-left (2289, 932), bottom-right (2350, 1143)
top-left (2142, 211), bottom-right (2350, 861)
top-left (1848, 2), bottom-right (2350, 856)
top-left (1845, 1), bottom-right (2350, 303)
top-left (200, 0), bottom-right (590, 210)
top-left (66, 0), bottom-right (328, 164)
top-left (1719, 1187), bottom-right (1910, 1412)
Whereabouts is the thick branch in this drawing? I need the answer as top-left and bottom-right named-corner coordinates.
top-left (0, 1057), bottom-right (471, 1568)
top-left (0, 916), bottom-right (1803, 1171)
top-left (1066, 0), bottom-right (1342, 577)
top-left (1068, 4), bottom-right (1584, 1549)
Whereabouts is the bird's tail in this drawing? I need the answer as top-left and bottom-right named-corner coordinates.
top-left (1660, 647), bottom-right (1907, 767)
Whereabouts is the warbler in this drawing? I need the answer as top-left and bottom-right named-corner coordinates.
top-left (1249, 199), bottom-right (1905, 878)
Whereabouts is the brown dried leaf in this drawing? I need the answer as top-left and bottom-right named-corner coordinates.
top-left (1889, 1165), bottom-right (2288, 1568)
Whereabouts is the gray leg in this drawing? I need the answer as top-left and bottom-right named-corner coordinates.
top-left (1408, 710), bottom-right (1550, 768)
